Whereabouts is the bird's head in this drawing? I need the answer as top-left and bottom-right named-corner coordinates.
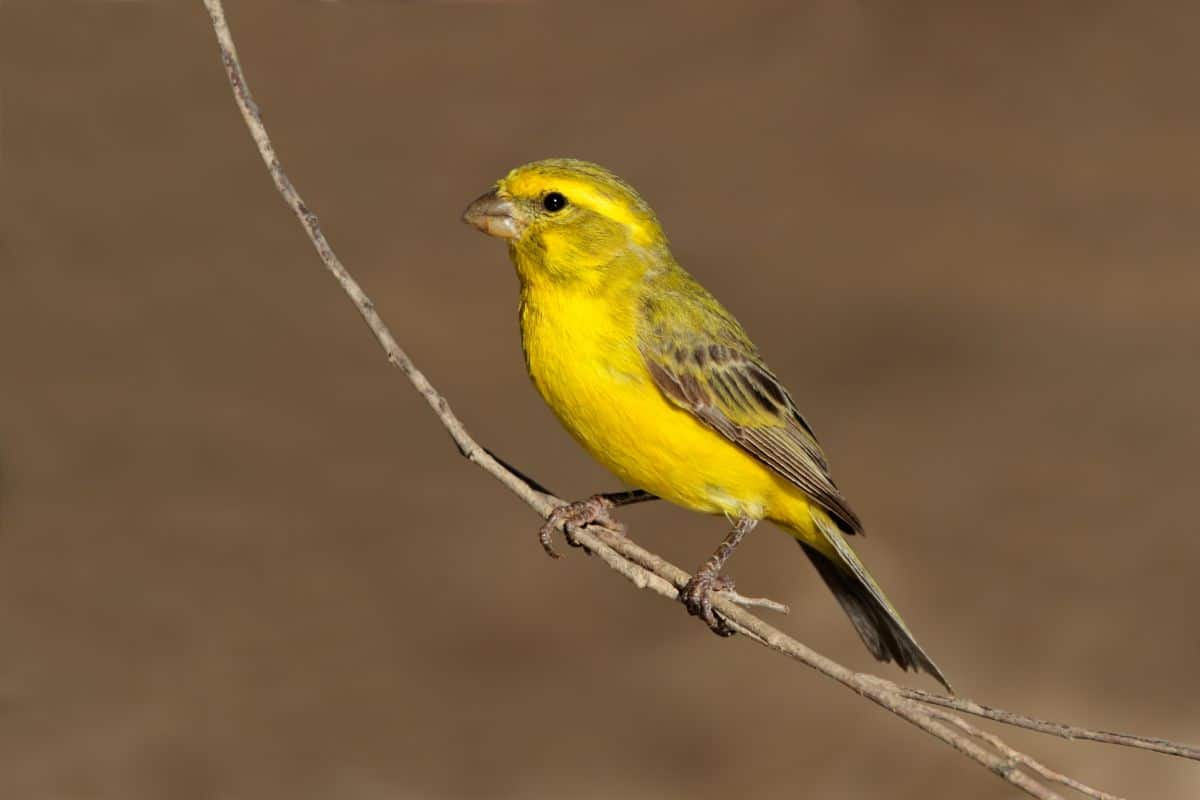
top-left (462, 159), bottom-right (666, 285)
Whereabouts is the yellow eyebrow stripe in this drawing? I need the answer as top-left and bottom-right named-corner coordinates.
top-left (502, 173), bottom-right (655, 244)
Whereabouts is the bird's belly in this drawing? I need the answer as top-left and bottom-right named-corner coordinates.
top-left (523, 312), bottom-right (783, 519)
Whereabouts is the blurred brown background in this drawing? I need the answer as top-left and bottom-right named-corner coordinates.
top-left (2, 2), bottom-right (1199, 798)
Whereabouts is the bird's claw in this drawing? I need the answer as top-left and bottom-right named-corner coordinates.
top-left (538, 495), bottom-right (624, 559)
top-left (680, 572), bottom-right (738, 637)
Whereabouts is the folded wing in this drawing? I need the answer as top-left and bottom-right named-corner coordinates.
top-left (641, 335), bottom-right (863, 534)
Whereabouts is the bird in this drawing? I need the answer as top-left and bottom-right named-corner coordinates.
top-left (462, 158), bottom-right (950, 691)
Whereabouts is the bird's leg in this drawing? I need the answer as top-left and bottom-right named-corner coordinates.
top-left (539, 494), bottom-right (629, 559)
top-left (680, 516), bottom-right (758, 636)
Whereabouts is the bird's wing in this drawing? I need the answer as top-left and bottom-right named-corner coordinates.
top-left (640, 330), bottom-right (863, 534)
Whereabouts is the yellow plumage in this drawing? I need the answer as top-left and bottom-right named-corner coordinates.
top-left (520, 269), bottom-right (794, 527)
top-left (463, 158), bottom-right (950, 690)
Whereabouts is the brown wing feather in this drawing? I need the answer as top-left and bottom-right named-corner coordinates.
top-left (643, 343), bottom-right (863, 534)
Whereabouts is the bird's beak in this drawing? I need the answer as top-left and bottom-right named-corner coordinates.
top-left (462, 190), bottom-right (524, 240)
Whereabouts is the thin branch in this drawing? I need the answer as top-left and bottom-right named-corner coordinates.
top-left (584, 525), bottom-right (1070, 800)
top-left (201, 3), bottom-right (1197, 797)
top-left (903, 688), bottom-right (1200, 762)
top-left (925, 708), bottom-right (1124, 800)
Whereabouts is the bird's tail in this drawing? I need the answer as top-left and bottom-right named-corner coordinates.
top-left (800, 515), bottom-right (952, 692)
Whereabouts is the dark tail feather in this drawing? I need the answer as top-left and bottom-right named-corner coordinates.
top-left (800, 541), bottom-right (953, 692)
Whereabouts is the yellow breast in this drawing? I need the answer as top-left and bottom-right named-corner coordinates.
top-left (519, 282), bottom-right (793, 522)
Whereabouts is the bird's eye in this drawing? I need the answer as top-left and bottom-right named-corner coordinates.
top-left (542, 192), bottom-right (568, 212)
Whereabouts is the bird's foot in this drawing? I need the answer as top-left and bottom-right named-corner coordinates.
top-left (539, 495), bottom-right (624, 559)
top-left (680, 572), bottom-right (738, 637)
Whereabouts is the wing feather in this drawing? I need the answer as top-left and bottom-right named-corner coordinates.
top-left (641, 334), bottom-right (863, 534)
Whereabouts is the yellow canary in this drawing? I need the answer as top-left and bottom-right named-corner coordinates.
top-left (463, 159), bottom-right (949, 690)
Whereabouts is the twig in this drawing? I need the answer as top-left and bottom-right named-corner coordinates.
top-left (724, 589), bottom-right (789, 614)
top-left (925, 708), bottom-right (1125, 800)
top-left (903, 688), bottom-right (1200, 762)
top-left (201, 2), bottom-right (1197, 797)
